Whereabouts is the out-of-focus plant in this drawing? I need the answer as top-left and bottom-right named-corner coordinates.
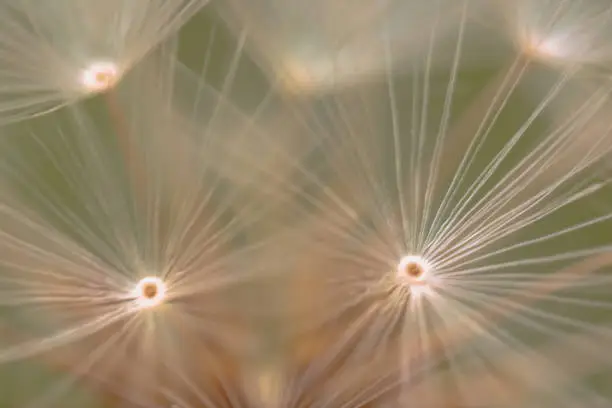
top-left (0, 0), bottom-right (210, 125)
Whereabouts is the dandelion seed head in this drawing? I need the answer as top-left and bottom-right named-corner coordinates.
top-left (517, 28), bottom-right (590, 69)
top-left (522, 33), bottom-right (568, 62)
top-left (79, 60), bottom-right (120, 93)
top-left (132, 276), bottom-right (167, 310)
top-left (395, 255), bottom-right (434, 297)
top-left (513, 0), bottom-right (612, 69)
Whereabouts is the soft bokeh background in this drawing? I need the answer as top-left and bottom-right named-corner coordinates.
top-left (1, 1), bottom-right (612, 407)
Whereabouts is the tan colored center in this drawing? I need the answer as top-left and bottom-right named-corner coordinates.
top-left (142, 282), bottom-right (158, 299)
top-left (95, 71), bottom-right (113, 86)
top-left (404, 262), bottom-right (423, 279)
